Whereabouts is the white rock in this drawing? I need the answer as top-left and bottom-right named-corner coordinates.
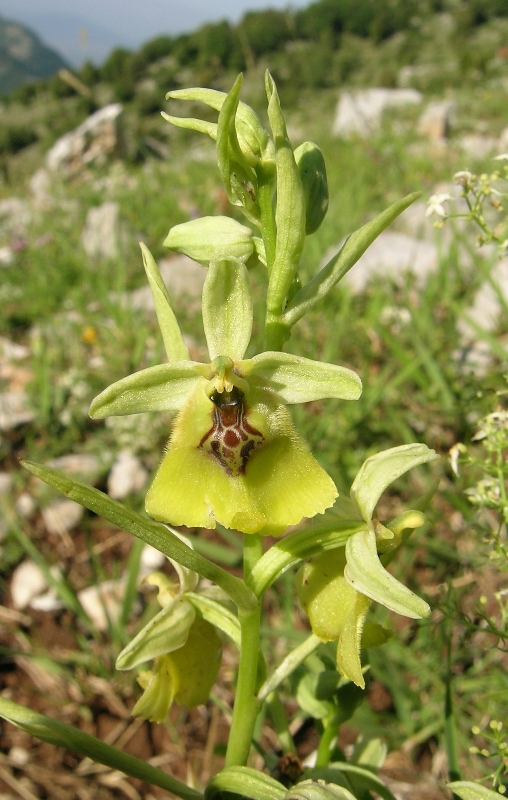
top-left (42, 499), bottom-right (84, 535)
top-left (0, 392), bottom-right (35, 430)
top-left (0, 337), bottom-right (30, 361)
top-left (0, 197), bottom-right (31, 238)
top-left (324, 232), bottom-right (438, 293)
top-left (46, 103), bottom-right (124, 177)
top-left (47, 453), bottom-right (101, 484)
top-left (0, 246), bottom-right (14, 266)
top-left (11, 560), bottom-right (48, 609)
top-left (15, 492), bottom-right (36, 518)
top-left (8, 747), bottom-right (30, 768)
top-left (498, 127), bottom-right (508, 151)
top-left (417, 100), bottom-right (457, 140)
top-left (82, 201), bottom-right (120, 261)
top-left (108, 450), bottom-right (148, 499)
top-left (29, 168), bottom-right (53, 207)
top-left (140, 544), bottom-right (166, 576)
top-left (333, 88), bottom-right (423, 138)
top-left (123, 255), bottom-right (206, 312)
top-left (459, 134), bottom-right (499, 159)
top-left (30, 589), bottom-right (64, 612)
top-left (0, 472), bottom-right (13, 494)
top-left (78, 580), bottom-right (125, 631)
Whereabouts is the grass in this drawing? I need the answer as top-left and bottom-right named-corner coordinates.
top-left (0, 72), bottom-right (507, 796)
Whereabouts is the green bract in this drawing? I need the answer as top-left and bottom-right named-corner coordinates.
top-left (89, 248), bottom-right (362, 535)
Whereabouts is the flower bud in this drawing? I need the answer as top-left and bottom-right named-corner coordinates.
top-left (164, 216), bottom-right (254, 265)
top-left (294, 142), bottom-right (329, 235)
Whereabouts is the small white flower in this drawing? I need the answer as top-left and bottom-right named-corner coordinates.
top-left (426, 193), bottom-right (452, 218)
top-left (493, 153), bottom-right (508, 161)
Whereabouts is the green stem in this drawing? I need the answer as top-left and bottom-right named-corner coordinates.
top-left (445, 641), bottom-right (460, 782)
top-left (315, 712), bottom-right (341, 767)
top-left (244, 534), bottom-right (263, 585)
top-left (225, 603), bottom-right (262, 766)
top-left (266, 693), bottom-right (296, 754)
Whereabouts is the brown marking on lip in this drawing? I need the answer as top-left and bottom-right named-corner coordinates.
top-left (199, 386), bottom-right (264, 475)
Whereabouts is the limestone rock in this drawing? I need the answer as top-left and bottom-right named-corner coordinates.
top-left (78, 580), bottom-right (125, 631)
top-left (42, 499), bottom-right (84, 535)
top-left (46, 453), bottom-right (102, 484)
top-left (459, 133), bottom-right (498, 159)
top-left (0, 472), bottom-right (13, 494)
top-left (81, 201), bottom-right (121, 260)
top-left (417, 100), bottom-right (457, 140)
top-left (11, 560), bottom-right (48, 609)
top-left (46, 103), bottom-right (124, 178)
top-left (140, 544), bottom-right (166, 576)
top-left (107, 450), bottom-right (148, 500)
top-left (333, 88), bottom-right (422, 139)
top-left (126, 254), bottom-right (206, 311)
top-left (15, 492), bottom-right (37, 518)
top-left (0, 391), bottom-right (34, 430)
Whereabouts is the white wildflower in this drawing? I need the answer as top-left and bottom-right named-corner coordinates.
top-left (426, 193), bottom-right (451, 218)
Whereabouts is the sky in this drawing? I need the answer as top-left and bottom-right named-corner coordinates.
top-left (0, 0), bottom-right (309, 65)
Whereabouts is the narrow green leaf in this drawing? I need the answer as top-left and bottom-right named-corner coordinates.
top-left (205, 766), bottom-right (286, 800)
top-left (350, 443), bottom-right (439, 523)
top-left (202, 261), bottom-right (253, 360)
top-left (283, 192), bottom-right (421, 327)
top-left (139, 243), bottom-right (189, 362)
top-left (0, 696), bottom-right (203, 800)
top-left (309, 764), bottom-right (397, 800)
top-left (89, 361), bottom-right (205, 418)
top-left (344, 528), bottom-right (430, 619)
top-left (447, 782), bottom-right (502, 800)
top-left (20, 461), bottom-right (258, 613)
top-left (243, 352), bottom-right (361, 403)
top-left (116, 599), bottom-right (195, 670)
top-left (249, 521), bottom-right (365, 598)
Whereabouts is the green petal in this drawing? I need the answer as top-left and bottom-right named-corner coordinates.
top-left (336, 592), bottom-right (370, 689)
top-left (170, 617), bottom-right (222, 708)
top-left (344, 528), bottom-right (430, 619)
top-left (89, 362), bottom-right (207, 418)
top-left (294, 141), bottom-right (329, 235)
top-left (139, 243), bottom-right (189, 362)
top-left (202, 261), bottom-right (253, 360)
top-left (132, 655), bottom-right (176, 722)
top-left (350, 443), bottom-right (439, 523)
top-left (164, 216), bottom-right (254, 266)
top-left (161, 111), bottom-right (217, 140)
top-left (243, 352), bottom-right (362, 403)
top-left (116, 598), bottom-right (195, 670)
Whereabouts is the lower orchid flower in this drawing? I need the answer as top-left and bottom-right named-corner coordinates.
top-left (90, 246), bottom-right (362, 535)
top-left (297, 444), bottom-right (439, 687)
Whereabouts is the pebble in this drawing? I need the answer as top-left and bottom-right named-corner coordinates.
top-left (140, 543), bottom-right (166, 576)
top-left (46, 453), bottom-right (102, 484)
top-left (42, 499), bottom-right (84, 535)
top-left (15, 492), bottom-right (37, 518)
top-left (8, 747), bottom-right (30, 767)
top-left (11, 560), bottom-right (48, 610)
top-left (107, 450), bottom-right (148, 499)
top-left (78, 580), bottom-right (125, 631)
top-left (0, 472), bottom-right (13, 494)
top-left (0, 391), bottom-right (35, 430)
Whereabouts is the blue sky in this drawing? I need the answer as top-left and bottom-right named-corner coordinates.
top-left (0, 0), bottom-right (308, 65)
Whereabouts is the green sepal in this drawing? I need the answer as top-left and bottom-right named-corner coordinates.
top-left (89, 361), bottom-right (207, 418)
top-left (242, 352), bottom-right (362, 403)
top-left (205, 766), bottom-right (286, 800)
top-left (252, 236), bottom-right (267, 266)
top-left (160, 112), bottom-right (217, 140)
top-left (116, 598), bottom-right (195, 671)
top-left (139, 243), bottom-right (189, 362)
top-left (294, 142), bottom-right (329, 235)
top-left (202, 260), bottom-right (253, 360)
top-left (350, 443), bottom-right (439, 524)
top-left (166, 86), bottom-right (273, 169)
top-left (164, 216), bottom-right (254, 265)
top-left (185, 591), bottom-right (241, 647)
top-left (0, 696), bottom-right (203, 800)
top-left (287, 779), bottom-right (357, 800)
top-left (217, 75), bottom-right (260, 221)
top-left (344, 527), bottom-right (430, 619)
top-left (167, 616), bottom-right (222, 708)
top-left (265, 70), bottom-right (306, 315)
top-left (283, 192), bottom-right (421, 327)
top-left (447, 782), bottom-right (503, 800)
top-left (132, 655), bottom-right (175, 722)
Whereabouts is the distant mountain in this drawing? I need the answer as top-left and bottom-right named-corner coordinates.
top-left (0, 16), bottom-right (68, 95)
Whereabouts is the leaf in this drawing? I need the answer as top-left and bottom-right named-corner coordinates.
top-left (205, 766), bottom-right (286, 800)
top-left (139, 243), bottom-right (189, 362)
top-left (243, 352), bottom-right (362, 403)
top-left (310, 764), bottom-right (397, 800)
top-left (20, 460), bottom-right (257, 613)
top-left (116, 599), bottom-right (195, 671)
top-left (0, 696), bottom-right (203, 800)
top-left (283, 192), bottom-right (421, 327)
top-left (447, 782), bottom-right (504, 800)
top-left (350, 443), bottom-right (439, 523)
top-left (286, 779), bottom-right (357, 800)
top-left (202, 261), bottom-right (253, 360)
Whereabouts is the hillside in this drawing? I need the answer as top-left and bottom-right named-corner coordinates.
top-left (0, 16), bottom-right (67, 95)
